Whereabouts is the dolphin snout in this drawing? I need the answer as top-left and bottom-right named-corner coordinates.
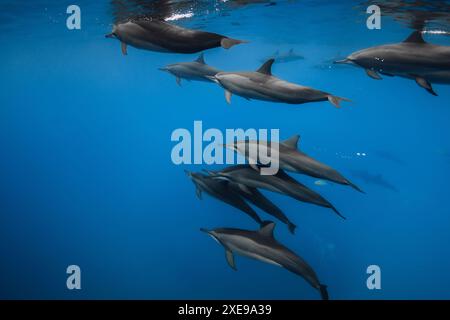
top-left (158, 67), bottom-right (169, 72)
top-left (334, 58), bottom-right (353, 65)
top-left (105, 33), bottom-right (116, 39)
top-left (200, 228), bottom-right (210, 234)
top-left (184, 170), bottom-right (192, 178)
top-left (204, 75), bottom-right (219, 83)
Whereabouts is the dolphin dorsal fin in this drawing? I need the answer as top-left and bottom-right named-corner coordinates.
top-left (259, 222), bottom-right (275, 238)
top-left (195, 53), bottom-right (205, 64)
top-left (403, 31), bottom-right (426, 44)
top-left (282, 135), bottom-right (300, 149)
top-left (256, 59), bottom-right (274, 75)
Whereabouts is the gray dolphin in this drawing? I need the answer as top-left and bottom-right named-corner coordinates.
top-left (159, 53), bottom-right (221, 86)
top-left (335, 31), bottom-right (450, 96)
top-left (207, 58), bottom-right (350, 107)
top-left (261, 48), bottom-right (305, 64)
top-left (207, 165), bottom-right (345, 219)
top-left (105, 19), bottom-right (246, 55)
top-left (201, 222), bottom-right (329, 300)
top-left (221, 179), bottom-right (297, 234)
top-left (185, 171), bottom-right (263, 225)
top-left (351, 170), bottom-right (398, 193)
top-left (224, 135), bottom-right (363, 193)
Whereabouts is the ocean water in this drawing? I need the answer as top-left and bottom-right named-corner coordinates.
top-left (1, 0), bottom-right (450, 300)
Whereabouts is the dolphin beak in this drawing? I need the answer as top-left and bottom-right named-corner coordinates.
top-left (105, 33), bottom-right (116, 39)
top-left (184, 170), bottom-right (192, 178)
top-left (200, 228), bottom-right (210, 234)
top-left (334, 58), bottom-right (352, 65)
top-left (205, 75), bottom-right (219, 83)
top-left (158, 67), bottom-right (168, 72)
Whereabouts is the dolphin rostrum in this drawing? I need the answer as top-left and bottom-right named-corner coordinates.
top-left (224, 135), bottom-right (363, 193)
top-left (159, 53), bottom-right (221, 86)
top-left (185, 171), bottom-right (263, 226)
top-left (335, 31), bottom-right (450, 96)
top-left (201, 222), bottom-right (329, 300)
top-left (208, 58), bottom-right (350, 107)
top-left (106, 19), bottom-right (246, 55)
top-left (207, 165), bottom-right (345, 219)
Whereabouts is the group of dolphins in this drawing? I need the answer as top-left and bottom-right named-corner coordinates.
top-left (185, 135), bottom-right (363, 300)
top-left (105, 17), bottom-right (449, 300)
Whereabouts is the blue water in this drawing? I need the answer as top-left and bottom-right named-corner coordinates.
top-left (1, 0), bottom-right (450, 299)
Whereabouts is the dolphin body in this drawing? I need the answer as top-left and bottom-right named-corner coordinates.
top-left (225, 135), bottom-right (363, 193)
top-left (225, 181), bottom-right (297, 234)
top-left (208, 59), bottom-right (350, 107)
top-left (261, 48), bottom-right (305, 64)
top-left (207, 165), bottom-right (345, 219)
top-left (106, 19), bottom-right (246, 55)
top-left (336, 31), bottom-right (450, 96)
top-left (201, 222), bottom-right (329, 300)
top-left (186, 171), bottom-right (263, 225)
top-left (159, 53), bottom-right (221, 86)
top-left (351, 170), bottom-right (398, 193)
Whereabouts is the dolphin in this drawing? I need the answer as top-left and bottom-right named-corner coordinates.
top-left (261, 48), bottom-right (305, 64)
top-left (185, 171), bottom-right (264, 225)
top-left (351, 170), bottom-right (398, 193)
top-left (201, 222), bottom-right (329, 300)
top-left (159, 53), bottom-right (221, 86)
top-left (335, 31), bottom-right (450, 96)
top-left (207, 165), bottom-right (345, 219)
top-left (224, 135), bottom-right (363, 193)
top-left (106, 19), bottom-right (246, 55)
top-left (207, 58), bottom-right (350, 107)
top-left (223, 180), bottom-right (297, 234)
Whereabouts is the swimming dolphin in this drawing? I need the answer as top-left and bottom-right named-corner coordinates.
top-left (224, 135), bottom-right (363, 193)
top-left (106, 19), bottom-right (246, 55)
top-left (201, 222), bottom-right (329, 300)
top-left (351, 170), bottom-right (398, 193)
top-left (207, 165), bottom-right (345, 219)
top-left (159, 53), bottom-right (221, 86)
top-left (185, 171), bottom-right (263, 225)
top-left (207, 58), bottom-right (350, 107)
top-left (335, 31), bottom-right (450, 96)
top-left (261, 48), bottom-right (304, 64)
top-left (223, 180), bottom-right (297, 234)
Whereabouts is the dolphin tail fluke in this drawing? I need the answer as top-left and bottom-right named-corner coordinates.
top-left (287, 222), bottom-right (296, 235)
top-left (328, 95), bottom-right (351, 108)
top-left (221, 38), bottom-right (248, 49)
top-left (319, 284), bottom-right (329, 300)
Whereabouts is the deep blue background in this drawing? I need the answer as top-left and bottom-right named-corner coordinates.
top-left (1, 0), bottom-right (450, 299)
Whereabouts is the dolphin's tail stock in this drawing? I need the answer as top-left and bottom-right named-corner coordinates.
top-left (330, 205), bottom-right (346, 220)
top-left (319, 284), bottom-right (329, 300)
top-left (327, 95), bottom-right (351, 108)
top-left (346, 179), bottom-right (365, 194)
top-left (221, 37), bottom-right (248, 49)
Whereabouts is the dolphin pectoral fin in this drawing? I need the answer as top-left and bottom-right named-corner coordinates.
top-left (225, 249), bottom-right (237, 271)
top-left (225, 90), bottom-right (232, 104)
top-left (328, 96), bottom-right (351, 108)
top-left (121, 42), bottom-right (128, 55)
top-left (414, 76), bottom-right (438, 96)
top-left (176, 76), bottom-right (182, 87)
top-left (365, 69), bottom-right (382, 80)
